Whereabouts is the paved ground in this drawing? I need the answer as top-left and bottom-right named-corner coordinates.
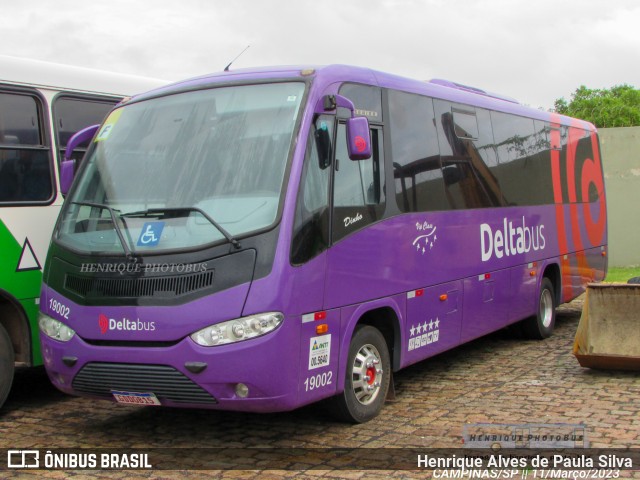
top-left (1, 296), bottom-right (639, 479)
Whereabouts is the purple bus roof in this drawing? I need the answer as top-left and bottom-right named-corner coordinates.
top-left (133, 64), bottom-right (595, 132)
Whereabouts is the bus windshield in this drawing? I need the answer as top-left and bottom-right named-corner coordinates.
top-left (56, 82), bottom-right (306, 254)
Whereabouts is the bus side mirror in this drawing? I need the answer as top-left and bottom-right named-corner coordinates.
top-left (346, 116), bottom-right (371, 161)
top-left (60, 124), bottom-right (99, 195)
top-left (59, 161), bottom-right (75, 196)
top-left (315, 94), bottom-right (372, 161)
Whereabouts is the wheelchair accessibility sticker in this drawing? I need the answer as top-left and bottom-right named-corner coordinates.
top-left (137, 222), bottom-right (165, 247)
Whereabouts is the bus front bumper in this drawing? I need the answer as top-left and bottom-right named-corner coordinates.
top-left (39, 326), bottom-right (301, 413)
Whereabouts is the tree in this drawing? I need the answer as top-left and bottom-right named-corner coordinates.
top-left (553, 84), bottom-right (640, 128)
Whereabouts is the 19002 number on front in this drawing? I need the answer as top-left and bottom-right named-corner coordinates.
top-left (49, 298), bottom-right (70, 319)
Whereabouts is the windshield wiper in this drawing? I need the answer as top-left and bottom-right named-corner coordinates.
top-left (121, 207), bottom-right (241, 250)
top-left (70, 201), bottom-right (136, 259)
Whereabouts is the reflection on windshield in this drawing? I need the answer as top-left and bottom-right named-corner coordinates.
top-left (56, 82), bottom-right (305, 254)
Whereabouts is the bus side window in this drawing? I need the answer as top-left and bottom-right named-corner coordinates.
top-left (332, 123), bottom-right (385, 243)
top-left (388, 90), bottom-right (447, 213)
top-left (491, 111), bottom-right (551, 206)
top-left (434, 99), bottom-right (502, 209)
top-left (291, 116), bottom-right (333, 265)
top-left (0, 92), bottom-right (53, 203)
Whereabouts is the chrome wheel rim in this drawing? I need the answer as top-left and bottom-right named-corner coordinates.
top-left (540, 288), bottom-right (554, 328)
top-left (351, 343), bottom-right (384, 406)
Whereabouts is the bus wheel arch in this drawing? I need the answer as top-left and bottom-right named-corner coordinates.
top-left (521, 265), bottom-right (560, 340)
top-left (0, 322), bottom-right (14, 408)
top-left (354, 307), bottom-right (400, 371)
top-left (0, 292), bottom-right (29, 408)
top-left (542, 263), bottom-right (561, 307)
top-left (0, 292), bottom-right (32, 365)
top-left (330, 324), bottom-right (391, 423)
top-left (330, 305), bottom-right (400, 423)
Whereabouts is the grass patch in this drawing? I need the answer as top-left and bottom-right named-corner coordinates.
top-left (605, 266), bottom-right (640, 283)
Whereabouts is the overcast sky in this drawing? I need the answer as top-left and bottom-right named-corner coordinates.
top-left (1, 0), bottom-right (637, 110)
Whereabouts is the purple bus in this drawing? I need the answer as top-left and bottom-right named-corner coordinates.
top-left (38, 65), bottom-right (607, 422)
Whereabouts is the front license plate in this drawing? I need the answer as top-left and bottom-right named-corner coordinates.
top-left (111, 390), bottom-right (161, 406)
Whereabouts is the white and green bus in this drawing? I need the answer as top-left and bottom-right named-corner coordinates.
top-left (0, 55), bottom-right (165, 408)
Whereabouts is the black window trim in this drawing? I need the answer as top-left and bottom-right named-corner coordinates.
top-left (0, 85), bottom-right (56, 207)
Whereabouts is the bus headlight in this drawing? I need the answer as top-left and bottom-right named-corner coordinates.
top-left (39, 313), bottom-right (76, 342)
top-left (190, 312), bottom-right (284, 347)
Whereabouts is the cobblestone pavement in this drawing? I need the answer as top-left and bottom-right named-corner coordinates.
top-left (1, 297), bottom-right (639, 479)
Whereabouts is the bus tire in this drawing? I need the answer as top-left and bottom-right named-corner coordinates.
top-left (330, 325), bottom-right (390, 423)
top-left (0, 323), bottom-right (14, 409)
top-left (522, 278), bottom-right (556, 339)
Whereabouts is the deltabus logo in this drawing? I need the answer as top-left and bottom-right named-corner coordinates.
top-left (98, 314), bottom-right (156, 334)
top-left (480, 216), bottom-right (546, 262)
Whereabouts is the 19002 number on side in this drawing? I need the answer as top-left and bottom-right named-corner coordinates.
top-left (304, 372), bottom-right (333, 392)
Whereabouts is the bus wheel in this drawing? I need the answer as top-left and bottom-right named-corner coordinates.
top-left (331, 325), bottom-right (390, 423)
top-left (0, 323), bottom-right (14, 409)
top-left (522, 278), bottom-right (556, 339)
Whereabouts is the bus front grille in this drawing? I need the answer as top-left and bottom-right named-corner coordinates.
top-left (72, 363), bottom-right (217, 405)
top-left (64, 270), bottom-right (215, 299)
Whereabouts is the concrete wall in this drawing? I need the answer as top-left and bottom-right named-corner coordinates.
top-left (600, 126), bottom-right (640, 267)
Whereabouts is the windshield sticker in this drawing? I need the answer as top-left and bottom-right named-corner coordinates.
top-left (137, 222), bottom-right (165, 247)
top-left (413, 220), bottom-right (438, 255)
top-left (95, 109), bottom-right (123, 142)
